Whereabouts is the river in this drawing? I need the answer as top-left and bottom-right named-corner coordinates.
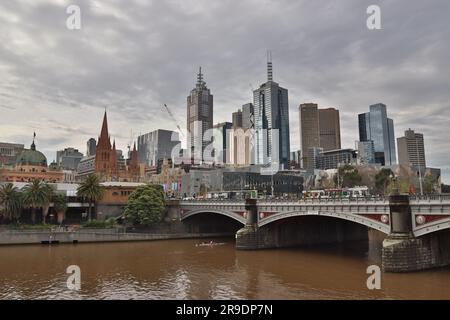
top-left (1, 239), bottom-right (449, 300)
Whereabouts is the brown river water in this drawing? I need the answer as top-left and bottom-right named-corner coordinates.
top-left (0, 239), bottom-right (449, 300)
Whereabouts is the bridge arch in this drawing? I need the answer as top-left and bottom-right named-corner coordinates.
top-left (414, 216), bottom-right (450, 237)
top-left (181, 209), bottom-right (246, 225)
top-left (258, 210), bottom-right (391, 235)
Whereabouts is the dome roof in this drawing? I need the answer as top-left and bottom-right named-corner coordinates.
top-left (16, 141), bottom-right (47, 167)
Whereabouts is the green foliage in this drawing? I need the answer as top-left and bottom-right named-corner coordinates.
top-left (52, 193), bottom-right (68, 214)
top-left (77, 174), bottom-right (105, 221)
top-left (423, 175), bottom-right (437, 194)
top-left (124, 184), bottom-right (165, 226)
top-left (386, 178), bottom-right (410, 194)
top-left (83, 218), bottom-right (116, 228)
top-left (0, 183), bottom-right (23, 222)
top-left (375, 168), bottom-right (393, 195)
top-left (334, 165), bottom-right (362, 188)
top-left (22, 180), bottom-right (54, 224)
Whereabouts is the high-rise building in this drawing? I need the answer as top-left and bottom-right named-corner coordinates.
top-left (299, 104), bottom-right (341, 169)
top-left (187, 67), bottom-right (213, 162)
top-left (213, 122), bottom-right (232, 164)
top-left (319, 108), bottom-right (341, 151)
top-left (242, 103), bottom-right (254, 129)
top-left (232, 109), bottom-right (243, 128)
top-left (253, 54), bottom-right (290, 168)
top-left (56, 147), bottom-right (83, 170)
top-left (137, 129), bottom-right (180, 167)
top-left (227, 127), bottom-right (254, 166)
top-left (357, 140), bottom-right (375, 165)
top-left (358, 103), bottom-right (396, 166)
top-left (397, 129), bottom-right (426, 169)
top-left (86, 138), bottom-right (96, 157)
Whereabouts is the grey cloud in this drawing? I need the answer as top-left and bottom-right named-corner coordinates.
top-left (0, 0), bottom-right (449, 182)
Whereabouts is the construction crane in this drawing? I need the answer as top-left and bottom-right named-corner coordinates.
top-left (163, 104), bottom-right (185, 139)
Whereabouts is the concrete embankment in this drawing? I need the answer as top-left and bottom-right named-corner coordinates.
top-left (0, 229), bottom-right (234, 246)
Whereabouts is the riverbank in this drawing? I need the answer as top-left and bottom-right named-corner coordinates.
top-left (0, 228), bottom-right (235, 246)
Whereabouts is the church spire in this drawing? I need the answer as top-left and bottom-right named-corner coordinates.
top-left (100, 111), bottom-right (109, 141)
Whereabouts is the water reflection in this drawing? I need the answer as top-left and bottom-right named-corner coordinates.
top-left (0, 239), bottom-right (449, 300)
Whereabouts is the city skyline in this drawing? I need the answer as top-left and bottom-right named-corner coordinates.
top-left (0, 1), bottom-right (449, 182)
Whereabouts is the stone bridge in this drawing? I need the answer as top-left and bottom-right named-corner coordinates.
top-left (168, 194), bottom-right (450, 272)
top-left (177, 195), bottom-right (450, 237)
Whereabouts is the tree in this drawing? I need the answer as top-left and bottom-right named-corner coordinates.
top-left (41, 182), bottom-right (55, 224)
top-left (22, 180), bottom-right (53, 224)
top-left (0, 183), bottom-right (23, 223)
top-left (124, 184), bottom-right (165, 225)
top-left (76, 174), bottom-right (105, 221)
top-left (53, 193), bottom-right (68, 224)
top-left (375, 168), bottom-right (393, 195)
top-left (423, 175), bottom-right (437, 194)
top-left (334, 165), bottom-right (362, 188)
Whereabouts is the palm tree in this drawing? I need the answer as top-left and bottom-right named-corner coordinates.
top-left (22, 180), bottom-right (53, 224)
top-left (0, 183), bottom-right (23, 223)
top-left (41, 183), bottom-right (55, 224)
top-left (77, 174), bottom-right (105, 221)
top-left (53, 193), bottom-right (68, 224)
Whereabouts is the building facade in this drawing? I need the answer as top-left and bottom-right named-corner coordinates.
top-left (86, 138), bottom-right (96, 157)
top-left (232, 109), bottom-right (243, 128)
top-left (397, 129), bottom-right (426, 169)
top-left (316, 149), bottom-right (357, 170)
top-left (358, 103), bottom-right (396, 166)
top-left (357, 140), bottom-right (375, 165)
top-left (56, 147), bottom-right (83, 170)
top-left (0, 139), bottom-right (63, 183)
top-left (137, 129), bottom-right (180, 167)
top-left (0, 142), bottom-right (24, 167)
top-left (187, 67), bottom-right (213, 163)
top-left (253, 58), bottom-right (290, 168)
top-left (242, 103), bottom-right (254, 129)
top-left (299, 103), bottom-right (341, 170)
top-left (213, 122), bottom-right (232, 164)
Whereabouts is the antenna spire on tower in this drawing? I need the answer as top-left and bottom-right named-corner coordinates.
top-left (197, 66), bottom-right (204, 86)
top-left (267, 50), bottom-right (273, 82)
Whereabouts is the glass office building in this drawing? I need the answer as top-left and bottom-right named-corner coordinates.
top-left (253, 58), bottom-right (290, 169)
top-left (358, 103), bottom-right (396, 166)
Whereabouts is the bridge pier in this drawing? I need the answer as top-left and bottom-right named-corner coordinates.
top-left (235, 199), bottom-right (260, 250)
top-left (382, 193), bottom-right (450, 272)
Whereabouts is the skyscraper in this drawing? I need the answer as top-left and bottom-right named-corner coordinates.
top-left (187, 67), bottom-right (213, 163)
top-left (318, 108), bottom-right (341, 151)
top-left (242, 103), bottom-right (254, 129)
top-left (232, 109), bottom-right (243, 128)
top-left (137, 129), bottom-right (180, 167)
top-left (253, 54), bottom-right (290, 168)
top-left (86, 138), bottom-right (96, 157)
top-left (56, 147), bottom-right (83, 170)
top-left (358, 103), bottom-right (396, 166)
top-left (213, 122), bottom-right (232, 164)
top-left (397, 129), bottom-right (426, 169)
top-left (299, 103), bottom-right (341, 170)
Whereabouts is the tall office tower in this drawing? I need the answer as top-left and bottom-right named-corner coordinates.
top-left (253, 54), bottom-right (290, 168)
top-left (213, 122), bottom-right (232, 164)
top-left (299, 104), bottom-right (341, 170)
top-left (358, 103), bottom-right (396, 166)
top-left (137, 129), bottom-right (180, 167)
top-left (187, 67), bottom-right (213, 163)
top-left (318, 108), bottom-right (341, 151)
top-left (357, 140), bottom-right (375, 165)
top-left (232, 109), bottom-right (243, 128)
top-left (397, 129), bottom-right (426, 169)
top-left (86, 138), bottom-right (96, 157)
top-left (242, 103), bottom-right (254, 129)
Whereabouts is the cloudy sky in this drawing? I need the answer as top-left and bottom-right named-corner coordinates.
top-left (1, 0), bottom-right (449, 182)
